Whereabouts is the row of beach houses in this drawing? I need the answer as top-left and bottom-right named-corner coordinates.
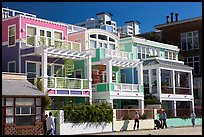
top-left (2, 7), bottom-right (200, 135)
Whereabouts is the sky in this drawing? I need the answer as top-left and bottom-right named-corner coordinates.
top-left (2, 2), bottom-right (202, 33)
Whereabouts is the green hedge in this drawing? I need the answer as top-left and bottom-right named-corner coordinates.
top-left (62, 102), bottom-right (113, 124)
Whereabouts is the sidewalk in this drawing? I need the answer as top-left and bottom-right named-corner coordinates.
top-left (88, 125), bottom-right (202, 135)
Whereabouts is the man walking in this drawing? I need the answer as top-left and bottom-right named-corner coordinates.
top-left (160, 109), bottom-right (167, 129)
top-left (133, 111), bottom-right (140, 130)
top-left (190, 111), bottom-right (196, 127)
top-left (46, 112), bottom-right (55, 135)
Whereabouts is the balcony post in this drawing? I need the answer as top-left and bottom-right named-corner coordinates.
top-left (137, 62), bottom-right (143, 92)
top-left (189, 71), bottom-right (195, 111)
top-left (81, 79), bottom-right (83, 89)
top-left (172, 70), bottom-right (175, 94)
top-left (156, 68), bottom-right (161, 96)
top-left (42, 49), bottom-right (48, 94)
top-left (173, 100), bottom-right (177, 117)
top-left (148, 69), bottom-right (152, 94)
top-left (132, 67), bottom-right (134, 92)
top-left (106, 59), bottom-right (112, 84)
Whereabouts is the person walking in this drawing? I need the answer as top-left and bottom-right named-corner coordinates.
top-left (190, 111), bottom-right (196, 127)
top-left (46, 112), bottom-right (55, 135)
top-left (160, 109), bottom-right (167, 129)
top-left (43, 114), bottom-right (48, 135)
top-left (133, 111), bottom-right (140, 130)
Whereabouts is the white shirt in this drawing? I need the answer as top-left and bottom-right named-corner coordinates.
top-left (46, 116), bottom-right (55, 131)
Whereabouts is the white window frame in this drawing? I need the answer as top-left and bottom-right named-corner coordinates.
top-left (8, 24), bottom-right (16, 47)
top-left (181, 30), bottom-right (199, 51)
top-left (8, 61), bottom-right (16, 72)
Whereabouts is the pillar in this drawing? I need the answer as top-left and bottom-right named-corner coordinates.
top-left (42, 49), bottom-right (48, 94)
top-left (139, 99), bottom-right (144, 114)
top-left (106, 59), bottom-right (112, 84)
top-left (189, 71), bottom-right (194, 111)
top-left (156, 68), bottom-right (161, 95)
top-left (137, 62), bottom-right (143, 85)
top-left (173, 100), bottom-right (177, 117)
top-left (87, 55), bottom-right (92, 104)
top-left (148, 69), bottom-right (152, 94)
top-left (172, 70), bottom-right (175, 94)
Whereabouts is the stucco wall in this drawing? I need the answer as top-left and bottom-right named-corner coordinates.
top-left (113, 119), bottom-right (154, 131)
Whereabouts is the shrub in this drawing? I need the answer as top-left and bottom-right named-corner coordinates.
top-left (63, 102), bottom-right (113, 124)
top-left (140, 113), bottom-right (147, 119)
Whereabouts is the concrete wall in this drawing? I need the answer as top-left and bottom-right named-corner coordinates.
top-left (167, 118), bottom-right (202, 127)
top-left (60, 122), bottom-right (112, 135)
top-left (113, 119), bottom-right (154, 131)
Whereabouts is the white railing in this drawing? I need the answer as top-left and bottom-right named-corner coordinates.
top-left (105, 49), bottom-right (130, 60)
top-left (2, 7), bottom-right (36, 19)
top-left (47, 77), bottom-right (88, 89)
top-left (20, 35), bottom-right (81, 51)
top-left (113, 83), bottom-right (138, 92)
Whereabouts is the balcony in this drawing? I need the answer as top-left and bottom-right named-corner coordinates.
top-left (20, 35), bottom-right (81, 51)
top-left (92, 83), bottom-right (139, 92)
top-left (105, 49), bottom-right (132, 60)
top-left (33, 77), bottom-right (88, 90)
top-left (47, 77), bottom-right (88, 89)
top-left (113, 83), bottom-right (138, 92)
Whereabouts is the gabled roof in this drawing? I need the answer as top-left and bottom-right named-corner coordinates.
top-left (2, 79), bottom-right (45, 96)
top-left (143, 58), bottom-right (193, 70)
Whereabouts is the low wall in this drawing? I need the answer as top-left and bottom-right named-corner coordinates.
top-left (113, 119), bottom-right (154, 131)
top-left (167, 118), bottom-right (202, 127)
top-left (60, 122), bottom-right (112, 135)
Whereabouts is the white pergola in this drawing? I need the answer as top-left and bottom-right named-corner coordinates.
top-left (35, 46), bottom-right (93, 104)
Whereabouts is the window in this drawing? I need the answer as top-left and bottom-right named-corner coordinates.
top-left (184, 56), bottom-right (200, 75)
top-left (165, 51), bottom-right (176, 60)
top-left (90, 40), bottom-right (97, 49)
top-left (109, 37), bottom-right (115, 42)
top-left (121, 74), bottom-right (126, 83)
top-left (8, 25), bottom-right (16, 46)
top-left (27, 26), bottom-right (36, 46)
top-left (54, 31), bottom-right (63, 48)
top-left (109, 43), bottom-right (115, 50)
top-left (75, 70), bottom-right (82, 78)
top-left (8, 61), bottom-right (16, 72)
top-left (90, 34), bottom-right (96, 38)
top-left (181, 31), bottom-right (199, 51)
top-left (27, 62), bottom-right (36, 78)
top-left (98, 34), bottom-right (107, 40)
top-left (54, 65), bottom-right (63, 77)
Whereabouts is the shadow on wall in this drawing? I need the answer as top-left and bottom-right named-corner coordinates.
top-left (120, 120), bottom-right (130, 131)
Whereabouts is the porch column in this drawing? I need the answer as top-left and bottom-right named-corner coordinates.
top-left (87, 55), bottom-right (92, 104)
top-left (189, 71), bottom-right (195, 111)
top-left (139, 99), bottom-right (144, 114)
top-left (42, 49), bottom-right (48, 94)
top-left (173, 100), bottom-right (177, 117)
top-left (148, 69), bottom-right (152, 94)
top-left (138, 62), bottom-right (143, 85)
top-left (138, 62), bottom-right (143, 93)
top-left (156, 68), bottom-right (161, 96)
top-left (106, 59), bottom-right (112, 84)
top-left (172, 70), bottom-right (175, 94)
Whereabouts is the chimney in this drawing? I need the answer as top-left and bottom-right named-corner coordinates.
top-left (170, 12), bottom-right (174, 22)
top-left (175, 13), bottom-right (179, 21)
top-left (166, 16), bottom-right (169, 23)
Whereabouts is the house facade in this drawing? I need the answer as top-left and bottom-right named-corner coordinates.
top-left (2, 72), bottom-right (45, 135)
top-left (119, 37), bottom-right (194, 117)
top-left (68, 29), bottom-right (144, 110)
top-left (2, 7), bottom-right (92, 108)
top-left (154, 15), bottom-right (202, 109)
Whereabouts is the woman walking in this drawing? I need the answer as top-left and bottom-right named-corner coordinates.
top-left (133, 111), bottom-right (140, 130)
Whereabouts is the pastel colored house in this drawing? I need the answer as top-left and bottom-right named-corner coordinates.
top-left (2, 7), bottom-right (92, 108)
top-left (68, 28), bottom-right (144, 110)
top-left (119, 37), bottom-right (195, 117)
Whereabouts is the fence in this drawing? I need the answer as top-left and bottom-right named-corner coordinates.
top-left (115, 109), bottom-right (155, 120)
